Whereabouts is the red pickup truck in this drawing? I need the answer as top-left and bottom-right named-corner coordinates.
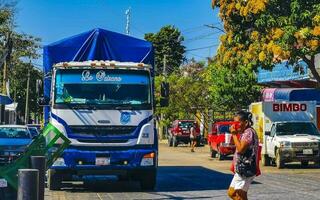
top-left (208, 121), bottom-right (240, 160)
top-left (168, 120), bottom-right (200, 147)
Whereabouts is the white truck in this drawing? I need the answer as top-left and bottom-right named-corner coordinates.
top-left (250, 101), bottom-right (320, 168)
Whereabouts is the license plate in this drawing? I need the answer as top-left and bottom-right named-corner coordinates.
top-left (95, 157), bottom-right (110, 166)
top-left (0, 179), bottom-right (7, 188)
top-left (303, 149), bottom-right (313, 155)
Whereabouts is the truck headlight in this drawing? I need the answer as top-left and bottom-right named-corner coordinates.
top-left (280, 141), bottom-right (291, 148)
top-left (52, 158), bottom-right (66, 167)
top-left (140, 153), bottom-right (155, 166)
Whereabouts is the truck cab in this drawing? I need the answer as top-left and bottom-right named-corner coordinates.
top-left (263, 121), bottom-right (320, 168)
top-left (208, 121), bottom-right (240, 160)
top-left (167, 120), bottom-right (200, 147)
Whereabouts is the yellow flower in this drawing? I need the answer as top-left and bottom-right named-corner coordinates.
top-left (258, 51), bottom-right (266, 61)
top-left (312, 26), bottom-right (320, 36)
top-left (299, 27), bottom-right (310, 38)
top-left (251, 31), bottom-right (259, 40)
top-left (235, 3), bottom-right (241, 10)
top-left (313, 15), bottom-right (320, 24)
top-left (272, 45), bottom-right (283, 56)
top-left (272, 28), bottom-right (284, 40)
top-left (309, 40), bottom-right (319, 50)
top-left (243, 6), bottom-right (249, 16)
top-left (220, 35), bottom-right (227, 42)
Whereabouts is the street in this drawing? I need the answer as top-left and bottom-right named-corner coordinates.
top-left (45, 143), bottom-right (320, 200)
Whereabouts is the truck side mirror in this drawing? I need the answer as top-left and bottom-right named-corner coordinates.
top-left (265, 131), bottom-right (271, 136)
top-left (161, 82), bottom-right (169, 98)
top-left (160, 97), bottom-right (169, 107)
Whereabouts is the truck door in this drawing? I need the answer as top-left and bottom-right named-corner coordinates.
top-left (266, 124), bottom-right (276, 158)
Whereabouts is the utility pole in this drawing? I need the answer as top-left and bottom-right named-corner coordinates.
top-left (24, 64), bottom-right (31, 124)
top-left (125, 7), bottom-right (131, 35)
top-left (159, 55), bottom-right (167, 140)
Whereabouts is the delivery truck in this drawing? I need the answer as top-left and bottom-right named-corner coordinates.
top-left (250, 101), bottom-right (320, 169)
top-left (39, 28), bottom-right (163, 190)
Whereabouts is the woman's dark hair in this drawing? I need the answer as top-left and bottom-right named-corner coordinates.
top-left (235, 110), bottom-right (253, 126)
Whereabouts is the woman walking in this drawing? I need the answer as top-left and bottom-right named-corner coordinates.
top-left (227, 111), bottom-right (260, 200)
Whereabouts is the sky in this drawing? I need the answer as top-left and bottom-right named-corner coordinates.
top-left (15, 0), bottom-right (223, 66)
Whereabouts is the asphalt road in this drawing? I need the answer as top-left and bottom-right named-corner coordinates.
top-left (45, 143), bottom-right (320, 200)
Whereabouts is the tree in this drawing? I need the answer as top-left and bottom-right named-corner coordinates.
top-left (155, 61), bottom-right (212, 126)
top-left (0, 2), bottom-right (42, 122)
top-left (211, 0), bottom-right (320, 81)
top-left (207, 63), bottom-right (262, 111)
top-left (145, 25), bottom-right (186, 75)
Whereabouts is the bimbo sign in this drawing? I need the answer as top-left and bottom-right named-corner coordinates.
top-left (273, 103), bottom-right (307, 112)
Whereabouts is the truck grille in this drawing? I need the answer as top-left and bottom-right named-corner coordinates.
top-left (69, 126), bottom-right (137, 136)
top-left (292, 142), bottom-right (319, 148)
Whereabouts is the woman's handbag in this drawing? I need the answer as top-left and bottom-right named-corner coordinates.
top-left (235, 131), bottom-right (257, 177)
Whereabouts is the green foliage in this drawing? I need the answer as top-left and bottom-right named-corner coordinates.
top-left (155, 61), bottom-right (211, 126)
top-left (207, 63), bottom-right (261, 111)
top-left (145, 25), bottom-right (186, 76)
top-left (0, 2), bottom-right (42, 119)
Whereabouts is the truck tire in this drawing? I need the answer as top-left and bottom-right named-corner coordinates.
top-left (301, 161), bottom-right (309, 167)
top-left (48, 169), bottom-right (62, 191)
top-left (315, 159), bottom-right (320, 167)
top-left (173, 136), bottom-right (178, 147)
top-left (276, 149), bottom-right (284, 169)
top-left (262, 154), bottom-right (271, 166)
top-left (140, 170), bottom-right (156, 190)
top-left (209, 146), bottom-right (217, 158)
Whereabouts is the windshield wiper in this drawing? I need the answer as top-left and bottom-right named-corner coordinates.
top-left (67, 104), bottom-right (97, 110)
top-left (115, 105), bottom-right (134, 110)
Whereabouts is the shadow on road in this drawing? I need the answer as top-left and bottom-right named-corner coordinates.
top-left (58, 166), bottom-right (234, 193)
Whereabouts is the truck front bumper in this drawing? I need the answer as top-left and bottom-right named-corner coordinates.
top-left (280, 147), bottom-right (320, 162)
top-left (50, 145), bottom-right (157, 178)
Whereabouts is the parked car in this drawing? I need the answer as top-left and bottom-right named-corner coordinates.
top-left (208, 121), bottom-right (240, 160)
top-left (168, 120), bottom-right (200, 147)
top-left (0, 125), bottom-right (34, 166)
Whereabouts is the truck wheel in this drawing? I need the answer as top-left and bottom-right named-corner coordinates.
top-left (262, 154), bottom-right (271, 166)
top-left (301, 161), bottom-right (309, 167)
top-left (216, 145), bottom-right (224, 160)
top-left (173, 136), bottom-right (178, 147)
top-left (315, 160), bottom-right (320, 167)
top-left (168, 136), bottom-right (173, 147)
top-left (209, 146), bottom-right (217, 158)
top-left (276, 150), bottom-right (284, 169)
top-left (48, 169), bottom-right (62, 191)
top-left (140, 170), bottom-right (156, 191)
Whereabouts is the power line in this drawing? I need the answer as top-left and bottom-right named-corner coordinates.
top-left (186, 44), bottom-right (219, 52)
top-left (183, 31), bottom-right (221, 43)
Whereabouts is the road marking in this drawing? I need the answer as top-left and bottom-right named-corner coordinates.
top-left (96, 193), bottom-right (103, 200)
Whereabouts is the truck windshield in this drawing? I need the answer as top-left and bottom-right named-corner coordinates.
top-left (219, 125), bottom-right (230, 134)
top-left (54, 69), bottom-right (151, 109)
top-left (276, 122), bottom-right (320, 136)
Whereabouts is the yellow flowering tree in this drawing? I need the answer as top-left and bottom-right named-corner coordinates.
top-left (212, 0), bottom-right (320, 82)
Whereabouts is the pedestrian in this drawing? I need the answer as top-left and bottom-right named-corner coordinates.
top-left (227, 111), bottom-right (261, 200)
top-left (190, 122), bottom-right (197, 152)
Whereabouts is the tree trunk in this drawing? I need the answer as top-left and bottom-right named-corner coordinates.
top-left (303, 55), bottom-right (320, 84)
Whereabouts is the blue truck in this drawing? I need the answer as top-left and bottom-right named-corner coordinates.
top-left (40, 28), bottom-right (161, 190)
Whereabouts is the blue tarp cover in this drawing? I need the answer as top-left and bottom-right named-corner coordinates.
top-left (42, 28), bottom-right (154, 122)
top-left (0, 94), bottom-right (13, 105)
